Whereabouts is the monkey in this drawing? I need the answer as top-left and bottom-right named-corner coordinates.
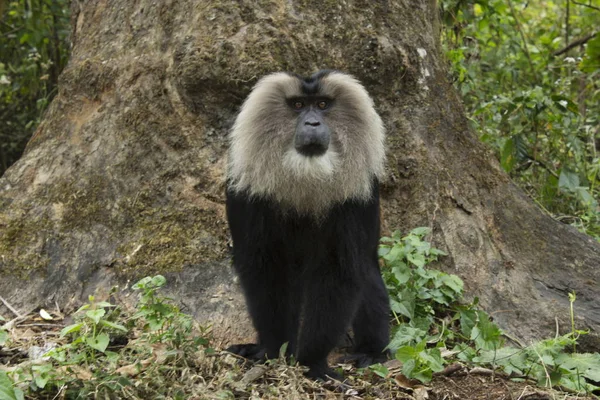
top-left (225, 70), bottom-right (390, 380)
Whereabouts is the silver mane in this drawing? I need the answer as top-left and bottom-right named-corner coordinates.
top-left (227, 71), bottom-right (385, 215)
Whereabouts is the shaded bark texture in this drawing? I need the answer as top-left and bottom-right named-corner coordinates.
top-left (0, 0), bottom-right (598, 349)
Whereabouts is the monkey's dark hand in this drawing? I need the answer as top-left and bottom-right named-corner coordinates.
top-left (304, 365), bottom-right (343, 382)
top-left (225, 343), bottom-right (267, 361)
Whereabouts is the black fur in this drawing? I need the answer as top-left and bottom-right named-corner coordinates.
top-left (226, 181), bottom-right (390, 379)
top-left (288, 70), bottom-right (334, 95)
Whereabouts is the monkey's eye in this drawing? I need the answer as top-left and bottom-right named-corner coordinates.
top-left (317, 101), bottom-right (328, 110)
top-left (293, 101), bottom-right (304, 110)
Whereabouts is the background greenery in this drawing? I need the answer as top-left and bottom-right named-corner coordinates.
top-left (0, 0), bottom-right (599, 238)
top-left (441, 0), bottom-right (600, 239)
top-left (0, 0), bottom-right (70, 172)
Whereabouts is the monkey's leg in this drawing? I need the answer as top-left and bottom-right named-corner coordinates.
top-left (345, 266), bottom-right (390, 367)
top-left (296, 274), bottom-right (362, 380)
top-left (229, 257), bottom-right (289, 360)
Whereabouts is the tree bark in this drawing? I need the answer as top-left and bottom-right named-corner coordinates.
top-left (1, 0), bottom-right (598, 350)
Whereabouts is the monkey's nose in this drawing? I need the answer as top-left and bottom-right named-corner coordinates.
top-left (295, 126), bottom-right (330, 157)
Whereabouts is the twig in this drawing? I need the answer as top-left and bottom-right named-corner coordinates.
top-left (469, 366), bottom-right (497, 376)
top-left (0, 296), bottom-right (22, 318)
top-left (566, 0), bottom-right (570, 52)
top-left (553, 32), bottom-right (598, 56)
top-left (435, 363), bottom-right (463, 377)
top-left (17, 323), bottom-right (63, 328)
top-left (531, 344), bottom-right (552, 389)
top-left (507, 0), bottom-right (538, 84)
top-left (0, 26), bottom-right (23, 37)
top-left (572, 0), bottom-right (600, 11)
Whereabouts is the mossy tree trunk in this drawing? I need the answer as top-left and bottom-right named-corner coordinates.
top-left (1, 0), bottom-right (598, 349)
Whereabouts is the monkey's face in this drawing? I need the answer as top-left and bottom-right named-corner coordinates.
top-left (291, 97), bottom-right (331, 157)
top-left (228, 71), bottom-right (385, 214)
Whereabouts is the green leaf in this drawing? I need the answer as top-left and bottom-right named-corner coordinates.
top-left (471, 312), bottom-right (503, 350)
top-left (407, 253), bottom-right (426, 268)
top-left (0, 330), bottom-right (8, 346)
top-left (75, 304), bottom-right (90, 313)
top-left (151, 275), bottom-right (167, 288)
top-left (368, 364), bottom-right (389, 378)
top-left (86, 309), bottom-right (106, 325)
top-left (556, 353), bottom-right (600, 381)
top-left (558, 168), bottom-right (579, 191)
top-left (132, 276), bottom-right (153, 290)
top-left (390, 289), bottom-right (416, 320)
top-left (575, 187), bottom-right (597, 208)
top-left (501, 137), bottom-right (517, 172)
top-left (31, 365), bottom-right (52, 389)
top-left (429, 248), bottom-right (447, 257)
top-left (0, 371), bottom-right (23, 400)
top-left (392, 265), bottom-right (411, 285)
top-left (377, 247), bottom-right (390, 257)
top-left (278, 342), bottom-right (288, 359)
top-left (86, 333), bottom-right (110, 352)
top-left (580, 34), bottom-right (600, 73)
top-left (19, 33), bottom-right (31, 44)
top-left (98, 319), bottom-right (128, 332)
top-left (409, 227), bottom-right (431, 237)
top-left (388, 325), bottom-right (427, 351)
top-left (551, 95), bottom-right (578, 114)
top-left (459, 309), bottom-right (477, 337)
top-left (419, 348), bottom-right (445, 372)
top-left (440, 274), bottom-right (464, 294)
top-left (95, 301), bottom-right (115, 308)
top-left (60, 323), bottom-right (83, 337)
top-left (383, 245), bottom-right (404, 263)
top-left (395, 345), bottom-right (417, 362)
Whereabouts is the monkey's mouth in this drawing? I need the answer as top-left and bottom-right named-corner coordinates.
top-left (294, 129), bottom-right (330, 157)
top-left (296, 142), bottom-right (328, 157)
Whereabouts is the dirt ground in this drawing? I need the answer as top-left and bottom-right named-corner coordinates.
top-left (0, 310), bottom-right (597, 400)
top-left (429, 374), bottom-right (587, 400)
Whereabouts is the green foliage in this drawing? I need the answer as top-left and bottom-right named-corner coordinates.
top-left (0, 370), bottom-right (24, 400)
top-left (380, 227), bottom-right (456, 323)
top-left (2, 275), bottom-right (211, 398)
top-left (0, 0), bottom-right (70, 174)
top-left (395, 341), bottom-right (445, 382)
top-left (469, 335), bottom-right (600, 392)
top-left (379, 228), bottom-right (600, 395)
top-left (0, 315), bottom-right (8, 346)
top-left (58, 294), bottom-right (126, 360)
top-left (441, 0), bottom-right (600, 239)
top-left (132, 274), bottom-right (195, 345)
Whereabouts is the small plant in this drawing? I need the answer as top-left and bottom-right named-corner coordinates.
top-left (378, 227), bottom-right (600, 396)
top-left (2, 275), bottom-right (212, 398)
top-left (131, 275), bottom-right (197, 347)
top-left (0, 315), bottom-right (8, 347)
top-left (59, 295), bottom-right (127, 358)
top-left (0, 370), bottom-right (24, 400)
top-left (380, 227), bottom-right (462, 351)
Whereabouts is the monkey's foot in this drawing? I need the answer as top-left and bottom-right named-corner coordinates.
top-left (225, 343), bottom-right (267, 361)
top-left (305, 365), bottom-right (343, 382)
top-left (337, 352), bottom-right (388, 368)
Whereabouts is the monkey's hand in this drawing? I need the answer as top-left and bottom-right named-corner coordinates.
top-left (304, 365), bottom-right (343, 382)
top-left (225, 343), bottom-right (267, 361)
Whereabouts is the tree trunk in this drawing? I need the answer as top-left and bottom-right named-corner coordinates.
top-left (1, 0), bottom-right (598, 350)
